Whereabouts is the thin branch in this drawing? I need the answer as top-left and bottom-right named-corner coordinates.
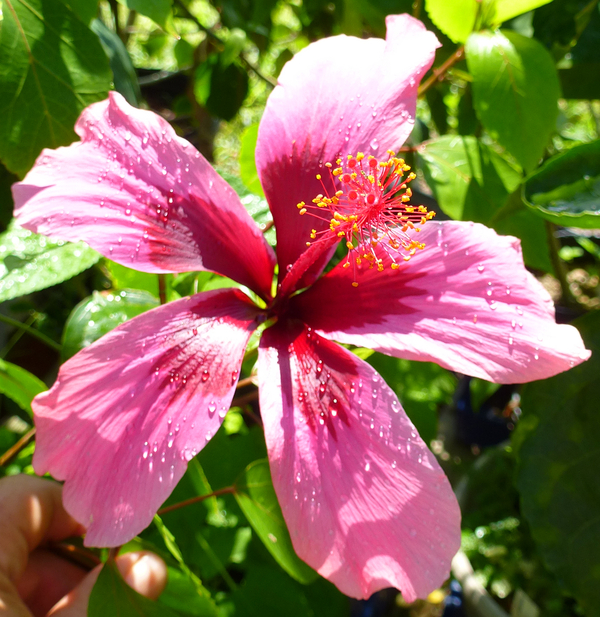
top-left (0, 314), bottom-right (61, 351)
top-left (157, 486), bottom-right (236, 515)
top-left (173, 0), bottom-right (277, 88)
top-left (158, 274), bottom-right (167, 305)
top-left (0, 313), bottom-right (37, 359)
top-left (412, 0), bottom-right (422, 19)
top-left (418, 46), bottom-right (465, 97)
top-left (0, 427), bottom-right (36, 467)
top-left (236, 376), bottom-right (256, 390)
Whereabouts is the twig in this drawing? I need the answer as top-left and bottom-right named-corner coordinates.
top-left (418, 46), bottom-right (465, 97)
top-left (236, 376), bottom-right (256, 390)
top-left (173, 0), bottom-right (277, 88)
top-left (452, 550), bottom-right (510, 617)
top-left (231, 390), bottom-right (258, 408)
top-left (157, 486), bottom-right (236, 515)
top-left (158, 274), bottom-right (167, 305)
top-left (0, 314), bottom-right (61, 352)
top-left (0, 427), bottom-right (36, 467)
top-left (412, 0), bottom-right (422, 19)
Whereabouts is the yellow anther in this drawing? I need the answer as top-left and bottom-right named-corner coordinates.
top-left (310, 229), bottom-right (317, 239)
top-left (405, 206), bottom-right (414, 213)
top-left (346, 241), bottom-right (354, 249)
top-left (330, 219), bottom-right (340, 228)
top-left (325, 162), bottom-right (332, 168)
top-left (337, 231), bottom-right (345, 237)
top-left (403, 255), bottom-right (411, 261)
top-left (377, 262), bottom-right (384, 272)
top-left (367, 175), bottom-right (375, 183)
top-left (391, 263), bottom-right (399, 270)
top-left (297, 201), bottom-right (305, 209)
top-left (318, 201), bottom-right (327, 208)
top-left (333, 168), bottom-right (343, 176)
top-left (408, 172), bottom-right (416, 181)
top-left (336, 158), bottom-right (342, 165)
top-left (401, 195), bottom-right (411, 203)
top-left (316, 174), bottom-right (322, 180)
top-left (356, 258), bottom-right (362, 265)
top-left (306, 242), bottom-right (311, 246)
top-left (343, 262), bottom-right (350, 268)
top-left (299, 208), bottom-right (307, 215)
top-left (402, 164), bottom-right (411, 172)
top-left (387, 150), bottom-right (396, 156)
top-left (335, 190), bottom-right (343, 197)
top-left (352, 282), bottom-right (359, 287)
top-left (356, 152), bottom-right (364, 161)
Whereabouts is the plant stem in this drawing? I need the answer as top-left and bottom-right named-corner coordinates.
top-left (157, 486), bottom-right (236, 515)
top-left (418, 46), bottom-right (465, 97)
top-left (0, 314), bottom-right (61, 352)
top-left (0, 427), bottom-right (36, 467)
top-left (158, 274), bottom-right (167, 305)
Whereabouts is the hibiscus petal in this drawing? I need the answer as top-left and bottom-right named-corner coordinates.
top-left (32, 289), bottom-right (259, 546)
top-left (13, 92), bottom-right (275, 299)
top-left (256, 15), bottom-right (440, 284)
top-left (291, 221), bottom-right (590, 383)
top-left (258, 322), bottom-right (460, 601)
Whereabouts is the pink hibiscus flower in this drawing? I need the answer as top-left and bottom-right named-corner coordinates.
top-left (12, 14), bottom-right (589, 602)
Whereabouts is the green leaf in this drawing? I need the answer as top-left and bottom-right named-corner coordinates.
top-left (515, 311), bottom-right (599, 616)
top-left (61, 289), bottom-right (159, 360)
top-left (194, 54), bottom-right (249, 121)
top-left (418, 135), bottom-right (522, 222)
top-left (425, 0), bottom-right (479, 43)
top-left (466, 29), bottom-right (560, 172)
top-left (159, 566), bottom-right (220, 616)
top-left (0, 222), bottom-right (100, 302)
top-left (0, 0), bottom-right (111, 177)
top-left (91, 19), bottom-right (141, 106)
top-left (105, 260), bottom-right (160, 297)
top-left (239, 124), bottom-right (264, 197)
top-left (61, 0), bottom-right (99, 25)
top-left (523, 139), bottom-right (600, 229)
top-left (493, 0), bottom-right (553, 24)
top-left (88, 559), bottom-right (180, 617)
top-left (0, 359), bottom-right (46, 416)
top-left (234, 460), bottom-right (317, 584)
top-left (116, 0), bottom-right (174, 31)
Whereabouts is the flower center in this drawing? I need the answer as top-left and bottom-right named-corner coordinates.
top-left (297, 152), bottom-right (435, 286)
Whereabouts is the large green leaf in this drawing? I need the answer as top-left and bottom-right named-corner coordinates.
top-left (515, 311), bottom-right (599, 616)
top-left (0, 359), bottom-right (46, 417)
top-left (0, 222), bottom-right (100, 302)
top-left (466, 29), bottom-right (560, 172)
top-left (88, 559), bottom-right (180, 617)
top-left (61, 289), bottom-right (159, 360)
top-left (523, 139), bottom-right (600, 229)
top-left (418, 135), bottom-right (522, 222)
top-left (235, 459), bottom-right (317, 584)
top-left (0, 0), bottom-right (111, 177)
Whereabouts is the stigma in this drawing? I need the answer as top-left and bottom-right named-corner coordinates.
top-left (297, 151), bottom-right (435, 285)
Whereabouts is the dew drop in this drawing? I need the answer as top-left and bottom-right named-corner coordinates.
top-left (201, 369), bottom-right (209, 382)
top-left (364, 462), bottom-right (371, 472)
top-left (208, 401), bottom-right (217, 414)
top-left (477, 264), bottom-right (485, 273)
top-left (370, 138), bottom-right (379, 151)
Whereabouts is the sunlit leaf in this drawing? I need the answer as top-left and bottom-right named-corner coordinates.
top-left (235, 459), bottom-right (317, 584)
top-left (116, 0), bottom-right (174, 31)
top-left (418, 135), bottom-right (522, 222)
top-left (0, 0), bottom-right (111, 176)
top-left (523, 139), bottom-right (600, 229)
top-left (466, 29), bottom-right (560, 172)
top-left (493, 0), bottom-right (553, 24)
top-left (0, 222), bottom-right (100, 302)
top-left (515, 311), bottom-right (600, 616)
top-left (0, 359), bottom-right (46, 417)
top-left (425, 0), bottom-right (479, 43)
top-left (61, 289), bottom-right (159, 360)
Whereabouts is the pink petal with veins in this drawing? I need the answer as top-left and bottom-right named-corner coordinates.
top-left (258, 322), bottom-right (460, 601)
top-left (292, 221), bottom-right (590, 383)
top-left (33, 289), bottom-right (259, 546)
top-left (256, 15), bottom-right (440, 286)
top-left (13, 92), bottom-right (275, 299)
